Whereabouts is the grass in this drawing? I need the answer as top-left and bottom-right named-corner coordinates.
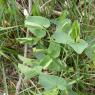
top-left (0, 0), bottom-right (95, 95)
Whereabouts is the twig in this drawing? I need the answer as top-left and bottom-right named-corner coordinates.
top-left (24, 0), bottom-right (32, 57)
top-left (24, 29), bottom-right (29, 58)
top-left (15, 74), bottom-right (22, 95)
top-left (40, 0), bottom-right (62, 16)
top-left (30, 80), bottom-right (40, 94)
top-left (17, 0), bottom-right (62, 16)
top-left (15, 0), bottom-right (32, 95)
top-left (52, 10), bottom-right (62, 16)
top-left (19, 86), bottom-right (35, 95)
top-left (40, 0), bottom-right (52, 10)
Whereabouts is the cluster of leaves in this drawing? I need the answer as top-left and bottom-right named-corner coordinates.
top-left (16, 13), bottom-right (94, 95)
top-left (0, 0), bottom-right (95, 95)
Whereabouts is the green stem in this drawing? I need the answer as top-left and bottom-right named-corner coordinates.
top-left (2, 63), bottom-right (9, 95)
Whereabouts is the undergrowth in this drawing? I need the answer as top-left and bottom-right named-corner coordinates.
top-left (0, 0), bottom-right (95, 95)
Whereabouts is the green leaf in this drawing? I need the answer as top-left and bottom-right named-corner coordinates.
top-left (28, 27), bottom-right (46, 38)
top-left (52, 32), bottom-right (73, 44)
top-left (18, 55), bottom-right (35, 66)
top-left (39, 74), bottom-right (67, 90)
top-left (52, 32), bottom-right (88, 54)
top-left (85, 36), bottom-right (95, 61)
top-left (62, 21), bottom-right (71, 33)
top-left (51, 11), bottom-right (69, 25)
top-left (60, 87), bottom-right (78, 95)
top-left (18, 64), bottom-right (42, 80)
top-left (32, 0), bottom-right (41, 16)
top-left (35, 52), bottom-right (45, 61)
top-left (36, 94), bottom-right (42, 95)
top-left (69, 91), bottom-right (78, 95)
top-left (16, 37), bottom-right (33, 44)
top-left (40, 55), bottom-right (53, 69)
top-left (70, 20), bottom-right (80, 41)
top-left (53, 19), bottom-right (71, 27)
top-left (25, 16), bottom-right (50, 29)
top-left (51, 19), bottom-right (71, 33)
top-left (16, 37), bottom-right (39, 45)
top-left (68, 39), bottom-right (88, 54)
top-left (48, 42), bottom-right (60, 58)
top-left (85, 44), bottom-right (95, 60)
top-left (57, 19), bottom-right (71, 32)
top-left (58, 10), bottom-right (69, 21)
top-left (48, 59), bottom-right (63, 72)
top-left (43, 88), bottom-right (59, 95)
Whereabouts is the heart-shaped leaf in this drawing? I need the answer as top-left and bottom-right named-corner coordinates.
top-left (18, 64), bottom-right (42, 80)
top-left (25, 16), bottom-right (50, 29)
top-left (52, 32), bottom-right (73, 44)
top-left (18, 55), bottom-right (36, 66)
top-left (48, 59), bottom-right (63, 72)
top-left (68, 39), bottom-right (88, 54)
top-left (39, 74), bottom-right (67, 90)
top-left (28, 27), bottom-right (46, 38)
top-left (48, 42), bottom-right (60, 58)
